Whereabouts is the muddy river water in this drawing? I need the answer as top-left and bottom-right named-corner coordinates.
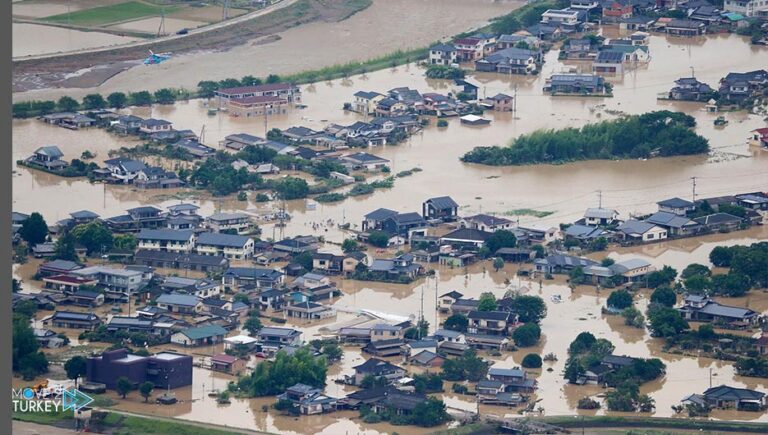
top-left (11, 27), bottom-right (768, 433)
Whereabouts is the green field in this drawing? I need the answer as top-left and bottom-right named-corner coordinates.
top-left (44, 1), bottom-right (179, 26)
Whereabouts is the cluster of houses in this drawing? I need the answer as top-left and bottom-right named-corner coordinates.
top-left (429, 32), bottom-right (543, 75)
top-left (666, 69), bottom-right (768, 106)
top-left (562, 192), bottom-right (766, 248)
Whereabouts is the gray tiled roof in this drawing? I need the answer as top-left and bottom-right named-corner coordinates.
top-left (197, 232), bottom-right (251, 248)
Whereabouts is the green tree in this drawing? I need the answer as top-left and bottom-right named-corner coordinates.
top-left (265, 74), bottom-right (281, 84)
top-left (569, 332), bottom-right (596, 354)
top-left (107, 92), bottom-right (127, 109)
top-left (410, 397), bottom-right (450, 427)
top-left (709, 246), bottom-right (734, 267)
top-left (129, 91), bottom-right (153, 106)
top-left (493, 257), bottom-right (504, 272)
top-left (681, 263), bottom-right (711, 280)
top-left (647, 306), bottom-right (689, 337)
top-left (513, 323), bottom-right (541, 347)
top-left (601, 257), bottom-right (615, 267)
top-left (342, 239), bottom-right (359, 252)
top-left (412, 373), bottom-right (443, 394)
top-left (20, 212), bottom-right (48, 245)
top-left (82, 94), bottom-right (106, 110)
top-left (321, 343), bottom-right (343, 361)
top-left (273, 177), bottom-right (309, 200)
top-left (404, 318), bottom-right (429, 340)
top-left (241, 75), bottom-right (262, 86)
top-left (70, 221), bottom-right (114, 255)
top-left (139, 381), bottom-right (154, 402)
top-left (293, 251), bottom-right (314, 271)
top-left (113, 233), bottom-right (138, 251)
top-left (607, 289), bottom-right (633, 310)
top-left (444, 313), bottom-right (468, 332)
top-left (367, 231), bottom-right (390, 248)
top-left (569, 266), bottom-right (585, 285)
top-left (13, 314), bottom-right (48, 378)
top-left (246, 348), bottom-right (327, 396)
top-left (219, 78), bottom-right (241, 88)
top-left (522, 353), bottom-right (542, 368)
top-left (64, 356), bottom-right (87, 387)
top-left (486, 230), bottom-right (517, 253)
top-left (243, 316), bottom-right (263, 335)
top-left (197, 81), bottom-right (219, 98)
top-left (440, 349), bottom-right (488, 382)
top-left (684, 274), bottom-right (711, 294)
top-left (650, 286), bottom-right (676, 307)
top-left (697, 324), bottom-right (716, 340)
top-left (621, 307), bottom-right (645, 328)
top-left (55, 232), bottom-right (78, 261)
top-left (711, 273), bottom-right (751, 297)
top-left (491, 13), bottom-right (521, 34)
top-left (646, 265), bottom-right (678, 288)
top-left (564, 357), bottom-right (585, 383)
top-left (154, 88), bottom-right (177, 104)
top-left (14, 300), bottom-right (37, 318)
top-left (360, 374), bottom-right (388, 389)
top-left (507, 295), bottom-right (547, 323)
top-left (477, 292), bottom-right (497, 311)
top-left (116, 376), bottom-right (132, 398)
top-left (57, 96), bottom-right (79, 112)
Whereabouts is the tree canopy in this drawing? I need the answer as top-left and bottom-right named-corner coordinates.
top-left (20, 212), bottom-right (48, 245)
top-left (462, 111), bottom-right (708, 165)
top-left (244, 348), bottom-right (327, 396)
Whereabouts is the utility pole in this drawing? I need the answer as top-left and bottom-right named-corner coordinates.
top-left (513, 84), bottom-right (518, 114)
top-left (709, 368), bottom-right (712, 388)
top-left (419, 285), bottom-right (425, 339)
top-left (690, 66), bottom-right (695, 79)
top-left (691, 176), bottom-right (698, 202)
top-left (597, 190), bottom-right (603, 208)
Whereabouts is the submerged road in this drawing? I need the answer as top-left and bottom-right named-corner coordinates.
top-left (12, 0), bottom-right (298, 62)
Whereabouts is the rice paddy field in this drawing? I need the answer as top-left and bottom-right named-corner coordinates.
top-left (42, 1), bottom-right (181, 26)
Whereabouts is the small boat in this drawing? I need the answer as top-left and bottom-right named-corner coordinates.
top-left (207, 108), bottom-right (218, 116)
top-left (714, 116), bottom-right (728, 126)
top-left (551, 294), bottom-right (562, 303)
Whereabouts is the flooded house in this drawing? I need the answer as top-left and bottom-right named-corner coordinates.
top-left (138, 118), bottom-right (172, 135)
top-left (214, 83), bottom-right (302, 106)
top-left (718, 69), bottom-right (768, 103)
top-left (171, 324), bottom-right (227, 347)
top-left (256, 327), bottom-right (302, 353)
top-left (71, 265), bottom-right (145, 294)
top-left (487, 367), bottom-right (537, 393)
top-left (428, 42), bottom-right (458, 66)
top-left (27, 146), bottom-right (67, 171)
top-left (102, 157), bottom-right (146, 184)
top-left (678, 295), bottom-right (760, 327)
top-left (106, 206), bottom-right (167, 232)
top-left (439, 228), bottom-right (492, 250)
top-left (277, 384), bottom-right (339, 415)
top-left (723, 0), bottom-right (768, 17)
top-left (210, 353), bottom-right (246, 375)
top-left (540, 8), bottom-right (585, 33)
top-left (226, 95), bottom-right (289, 118)
top-left (195, 232), bottom-right (255, 260)
top-left (544, 74), bottom-right (608, 95)
top-left (156, 293), bottom-right (203, 315)
top-left (665, 19), bottom-right (707, 36)
top-left (667, 77), bottom-right (715, 101)
top-left (423, 196), bottom-right (459, 222)
top-left (367, 253), bottom-right (424, 281)
top-left (137, 229), bottom-right (195, 253)
top-left (222, 267), bottom-right (284, 290)
top-left (340, 152), bottom-right (390, 171)
top-left (615, 220), bottom-right (668, 243)
top-left (592, 50), bottom-right (624, 74)
top-left (133, 250), bottom-right (229, 274)
top-left (695, 385), bottom-right (767, 411)
top-left (644, 211), bottom-right (702, 237)
top-left (352, 358), bottom-right (406, 386)
top-left (40, 112), bottom-right (96, 130)
top-left (534, 254), bottom-right (598, 275)
top-left (475, 47), bottom-right (539, 75)
top-left (205, 212), bottom-right (253, 234)
top-left (170, 138), bottom-right (216, 158)
top-left (47, 311), bottom-right (102, 330)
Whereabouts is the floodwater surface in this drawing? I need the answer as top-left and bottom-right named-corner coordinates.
top-left (13, 23), bottom-right (139, 57)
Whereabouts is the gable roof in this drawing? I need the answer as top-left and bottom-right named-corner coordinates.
top-left (35, 146), bottom-right (64, 158)
top-left (658, 197), bottom-right (695, 208)
top-left (197, 232), bottom-right (251, 248)
top-left (178, 325), bottom-right (227, 340)
top-left (425, 196), bottom-right (459, 210)
top-left (138, 229), bottom-right (193, 242)
top-left (703, 385), bottom-right (764, 401)
top-left (441, 228), bottom-right (492, 242)
top-left (156, 293), bottom-right (199, 307)
top-left (616, 220), bottom-right (657, 235)
top-left (354, 358), bottom-right (403, 375)
top-left (364, 208), bottom-right (398, 221)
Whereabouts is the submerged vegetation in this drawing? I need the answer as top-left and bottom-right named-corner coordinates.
top-left (461, 111), bottom-right (709, 166)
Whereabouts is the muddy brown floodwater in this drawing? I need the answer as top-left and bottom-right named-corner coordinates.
top-left (13, 0), bottom-right (523, 101)
top-left (10, 28), bottom-right (768, 433)
top-left (12, 23), bottom-right (140, 57)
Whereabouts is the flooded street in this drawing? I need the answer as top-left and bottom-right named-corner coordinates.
top-left (10, 24), bottom-right (768, 434)
top-left (12, 23), bottom-right (139, 57)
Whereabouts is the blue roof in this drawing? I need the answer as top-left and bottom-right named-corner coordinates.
top-left (156, 293), bottom-right (199, 307)
top-left (138, 229), bottom-right (193, 242)
top-left (197, 232), bottom-right (251, 248)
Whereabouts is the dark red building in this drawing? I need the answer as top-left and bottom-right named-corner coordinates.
top-left (86, 348), bottom-right (192, 390)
